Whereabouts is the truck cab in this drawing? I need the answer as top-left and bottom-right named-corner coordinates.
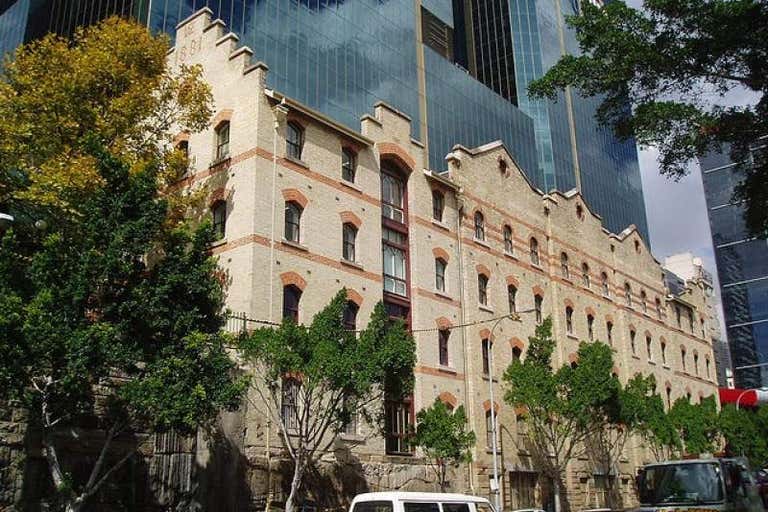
top-left (635, 458), bottom-right (763, 512)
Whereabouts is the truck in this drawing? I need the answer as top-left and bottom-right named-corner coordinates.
top-left (635, 458), bottom-right (764, 512)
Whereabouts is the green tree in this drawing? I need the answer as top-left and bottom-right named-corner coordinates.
top-left (414, 399), bottom-right (476, 492)
top-left (237, 291), bottom-right (416, 512)
top-left (503, 319), bottom-right (617, 512)
top-left (669, 395), bottom-right (720, 455)
top-left (0, 16), bottom-right (211, 219)
top-left (626, 376), bottom-right (681, 462)
top-left (719, 404), bottom-right (768, 468)
top-left (0, 147), bottom-right (247, 512)
top-left (527, 0), bottom-right (768, 236)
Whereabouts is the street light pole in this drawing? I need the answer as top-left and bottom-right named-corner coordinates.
top-left (487, 309), bottom-right (533, 512)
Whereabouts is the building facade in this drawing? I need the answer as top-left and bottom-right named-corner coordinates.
top-left (168, 11), bottom-right (716, 510)
top-left (664, 252), bottom-right (733, 387)
top-left (700, 148), bottom-right (768, 389)
top-left (0, 0), bottom-right (648, 241)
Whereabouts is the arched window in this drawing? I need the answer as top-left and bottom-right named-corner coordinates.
top-left (342, 223), bottom-right (357, 262)
top-left (381, 171), bottom-right (405, 224)
top-left (284, 201), bottom-right (303, 242)
top-left (582, 263), bottom-right (590, 288)
top-left (530, 238), bottom-right (540, 266)
top-left (646, 335), bottom-right (653, 360)
top-left (666, 387), bottom-right (672, 409)
top-left (481, 338), bottom-right (492, 375)
top-left (601, 272), bottom-right (610, 297)
top-left (286, 121), bottom-right (304, 160)
top-left (641, 290), bottom-right (648, 313)
top-left (507, 285), bottom-right (517, 314)
top-left (681, 347), bottom-right (687, 371)
top-left (432, 190), bottom-right (444, 222)
top-left (624, 282), bottom-right (632, 307)
top-left (439, 330), bottom-right (450, 366)
top-left (655, 298), bottom-right (662, 319)
top-left (675, 306), bottom-right (682, 327)
top-left (694, 353), bottom-right (699, 375)
top-left (342, 148), bottom-right (356, 182)
top-left (606, 321), bottom-right (613, 345)
top-left (661, 341), bottom-right (667, 365)
top-left (283, 284), bottom-right (302, 322)
top-left (485, 409), bottom-right (495, 447)
top-left (630, 330), bottom-right (636, 354)
top-left (565, 306), bottom-right (574, 335)
top-left (512, 346), bottom-right (522, 362)
top-left (211, 200), bottom-right (226, 240)
top-left (478, 273), bottom-right (489, 306)
top-left (534, 295), bottom-right (543, 324)
top-left (176, 139), bottom-right (189, 159)
top-left (343, 301), bottom-right (359, 331)
top-left (281, 378), bottom-right (301, 432)
top-left (561, 252), bottom-right (570, 279)
top-left (706, 358), bottom-right (711, 379)
top-left (474, 211), bottom-right (485, 241)
top-left (215, 121), bottom-right (230, 160)
top-left (435, 258), bottom-right (447, 292)
top-left (503, 225), bottom-right (514, 254)
top-left (587, 314), bottom-right (594, 341)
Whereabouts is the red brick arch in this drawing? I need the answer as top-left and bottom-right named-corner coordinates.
top-left (568, 353), bottom-right (579, 365)
top-left (435, 317), bottom-right (453, 329)
top-left (664, 380), bottom-right (672, 390)
top-left (212, 108), bottom-right (233, 128)
top-left (173, 130), bottom-right (190, 145)
top-left (345, 288), bottom-right (363, 306)
top-left (509, 337), bottom-right (525, 351)
top-left (585, 306), bottom-right (596, 317)
top-left (280, 271), bottom-right (307, 291)
top-left (605, 314), bottom-right (614, 323)
top-left (644, 330), bottom-right (652, 338)
top-left (433, 247), bottom-right (450, 262)
top-left (339, 211), bottom-right (362, 228)
top-left (377, 142), bottom-right (416, 173)
top-left (482, 400), bottom-right (500, 413)
top-left (282, 188), bottom-right (308, 208)
top-left (532, 285), bottom-right (545, 297)
top-left (476, 263), bottom-right (491, 277)
top-left (506, 275), bottom-right (519, 288)
top-left (563, 298), bottom-right (575, 309)
top-left (209, 187), bottom-right (227, 207)
top-left (479, 328), bottom-right (494, 341)
top-left (438, 392), bottom-right (458, 409)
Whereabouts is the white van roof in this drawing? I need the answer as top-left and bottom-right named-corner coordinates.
top-left (352, 492), bottom-right (491, 504)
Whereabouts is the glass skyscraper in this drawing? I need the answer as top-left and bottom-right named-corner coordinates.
top-left (701, 147), bottom-right (768, 389)
top-left (0, 0), bottom-right (648, 240)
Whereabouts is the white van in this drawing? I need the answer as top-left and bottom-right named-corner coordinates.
top-left (350, 492), bottom-right (495, 512)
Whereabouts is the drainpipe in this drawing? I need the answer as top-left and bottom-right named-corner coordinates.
top-left (269, 101), bottom-right (287, 321)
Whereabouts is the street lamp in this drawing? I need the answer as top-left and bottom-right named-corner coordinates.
top-left (487, 308), bottom-right (535, 512)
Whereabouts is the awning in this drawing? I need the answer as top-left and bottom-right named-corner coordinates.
top-left (719, 387), bottom-right (768, 408)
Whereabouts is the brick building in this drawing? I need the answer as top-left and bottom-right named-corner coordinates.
top-left (168, 10), bottom-right (719, 511)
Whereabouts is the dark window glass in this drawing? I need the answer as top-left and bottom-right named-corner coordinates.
top-left (641, 291), bottom-right (648, 313)
top-left (530, 238), bottom-right (539, 266)
top-left (283, 285), bottom-right (301, 322)
top-left (381, 170), bottom-right (405, 224)
top-left (485, 409), bottom-right (494, 447)
top-left (607, 321), bottom-right (613, 345)
top-left (508, 285), bottom-right (517, 314)
top-left (474, 211), bottom-right (485, 240)
top-left (602, 272), bottom-right (610, 297)
top-left (512, 346), bottom-right (522, 362)
top-left (504, 225), bottom-right (514, 254)
top-left (342, 148), bottom-right (356, 182)
top-left (661, 342), bottom-right (667, 364)
top-left (438, 329), bottom-right (449, 366)
top-left (352, 501), bottom-right (393, 512)
top-left (646, 336), bottom-right (652, 360)
top-left (385, 399), bottom-right (412, 454)
top-left (285, 201), bottom-right (302, 242)
top-left (478, 273), bottom-right (488, 305)
top-left (177, 139), bottom-right (189, 159)
top-left (286, 122), bottom-right (303, 160)
top-left (482, 338), bottom-right (491, 374)
top-left (630, 330), bottom-right (636, 354)
top-left (587, 315), bottom-right (594, 341)
top-left (343, 301), bottom-right (358, 331)
top-left (561, 253), bottom-right (569, 279)
top-left (432, 189), bottom-right (444, 222)
top-left (281, 378), bottom-right (300, 432)
top-left (215, 121), bottom-right (230, 160)
top-left (535, 295), bottom-right (543, 324)
top-left (343, 223), bottom-right (357, 262)
top-left (582, 263), bottom-right (590, 288)
top-left (435, 258), bottom-right (446, 292)
top-left (681, 348), bottom-right (687, 371)
top-left (625, 283), bottom-right (632, 307)
top-left (383, 228), bottom-right (407, 297)
top-left (211, 200), bottom-right (226, 240)
top-left (404, 503), bottom-right (439, 512)
top-left (565, 307), bottom-right (573, 334)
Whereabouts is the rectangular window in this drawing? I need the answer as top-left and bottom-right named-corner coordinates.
top-left (438, 330), bottom-right (449, 366)
top-left (215, 122), bottom-right (230, 160)
top-left (381, 173), bottom-right (404, 223)
top-left (435, 259), bottom-right (446, 292)
top-left (281, 379), bottom-right (300, 433)
top-left (485, 410), bottom-right (495, 448)
top-left (383, 241), bottom-right (407, 296)
top-left (385, 399), bottom-right (412, 454)
top-left (508, 285), bottom-right (517, 314)
top-left (482, 339), bottom-right (491, 374)
top-left (535, 295), bottom-right (543, 324)
top-left (342, 397), bottom-right (357, 435)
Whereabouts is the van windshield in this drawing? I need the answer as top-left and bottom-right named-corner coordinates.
top-left (639, 462), bottom-right (724, 506)
top-left (353, 502), bottom-right (393, 512)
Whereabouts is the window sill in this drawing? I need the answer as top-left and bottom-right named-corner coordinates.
top-left (281, 239), bottom-right (309, 252)
top-left (485, 448), bottom-right (502, 454)
top-left (503, 251), bottom-right (517, 261)
top-left (632, 354), bottom-right (641, 360)
top-left (642, 312), bottom-right (651, 318)
top-left (285, 155), bottom-right (309, 169)
top-left (648, 360), bottom-right (657, 366)
top-left (479, 304), bottom-right (494, 313)
top-left (431, 218), bottom-right (451, 231)
top-left (561, 277), bottom-right (573, 284)
top-left (340, 258), bottom-right (364, 270)
top-left (481, 374), bottom-right (499, 383)
top-left (339, 433), bottom-right (365, 443)
top-left (434, 290), bottom-right (454, 301)
top-left (437, 365), bottom-right (457, 374)
top-left (473, 237), bottom-right (491, 248)
top-left (531, 263), bottom-right (544, 272)
top-left (566, 333), bottom-right (578, 340)
top-left (663, 364), bottom-right (671, 370)
top-left (209, 156), bottom-right (231, 168)
top-left (210, 238), bottom-right (228, 248)
top-left (340, 179), bottom-right (362, 193)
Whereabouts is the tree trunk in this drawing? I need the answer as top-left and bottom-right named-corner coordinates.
top-left (553, 479), bottom-right (562, 512)
top-left (439, 462), bottom-right (447, 492)
top-left (285, 457), bottom-right (305, 512)
top-left (64, 500), bottom-right (83, 512)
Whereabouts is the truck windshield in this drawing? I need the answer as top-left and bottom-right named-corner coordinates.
top-left (639, 462), bottom-right (724, 506)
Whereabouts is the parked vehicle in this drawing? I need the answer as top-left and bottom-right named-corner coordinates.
top-left (635, 458), bottom-right (763, 512)
top-left (350, 492), bottom-right (495, 512)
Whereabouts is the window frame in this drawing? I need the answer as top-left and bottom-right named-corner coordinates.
top-left (534, 295), bottom-right (543, 324)
top-left (281, 377), bottom-right (301, 433)
top-left (438, 329), bottom-right (450, 366)
top-left (474, 211), bottom-right (485, 241)
top-left (286, 121), bottom-right (304, 160)
top-left (215, 121), bottom-right (230, 161)
top-left (478, 273), bottom-right (489, 306)
top-left (284, 201), bottom-right (303, 243)
top-left (565, 306), bottom-right (574, 335)
top-left (342, 222), bottom-right (357, 262)
top-left (582, 263), bottom-right (590, 288)
top-left (508, 284), bottom-right (517, 314)
top-left (343, 301), bottom-right (359, 331)
top-left (282, 284), bottom-right (302, 322)
top-left (530, 238), bottom-right (540, 266)
top-left (435, 258), bottom-right (447, 293)
top-left (587, 314), bottom-right (594, 341)
top-left (503, 225), bottom-right (514, 254)
top-left (432, 189), bottom-right (445, 222)
top-left (342, 147), bottom-right (356, 183)
top-left (481, 338), bottom-right (491, 375)
top-left (561, 252), bottom-right (570, 280)
top-left (211, 200), bottom-right (227, 240)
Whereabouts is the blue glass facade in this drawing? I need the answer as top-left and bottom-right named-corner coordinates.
top-left (701, 148), bottom-right (768, 388)
top-left (1, 0), bottom-right (647, 241)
